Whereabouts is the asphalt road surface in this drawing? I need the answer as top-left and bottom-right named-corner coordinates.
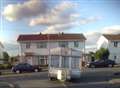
top-left (0, 67), bottom-right (120, 88)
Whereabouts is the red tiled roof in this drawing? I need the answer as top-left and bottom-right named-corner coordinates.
top-left (17, 33), bottom-right (86, 41)
top-left (103, 34), bottom-right (120, 40)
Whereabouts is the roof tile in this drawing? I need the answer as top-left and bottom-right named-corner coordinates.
top-left (103, 34), bottom-right (120, 40)
top-left (17, 33), bottom-right (86, 41)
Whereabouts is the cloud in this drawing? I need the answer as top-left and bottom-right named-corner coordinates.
top-left (102, 25), bottom-right (120, 34)
top-left (42, 22), bottom-right (76, 34)
top-left (29, 1), bottom-right (76, 26)
top-left (2, 0), bottom-right (50, 21)
top-left (41, 15), bottom-right (101, 34)
top-left (29, 1), bottom-right (82, 34)
top-left (0, 37), bottom-right (5, 43)
top-left (2, 0), bottom-right (102, 34)
top-left (80, 16), bottom-right (102, 25)
top-left (3, 42), bottom-right (19, 56)
top-left (85, 32), bottom-right (101, 46)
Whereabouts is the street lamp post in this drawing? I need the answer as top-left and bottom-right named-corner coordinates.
top-left (48, 34), bottom-right (50, 67)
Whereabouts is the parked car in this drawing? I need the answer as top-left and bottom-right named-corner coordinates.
top-left (12, 63), bottom-right (41, 73)
top-left (88, 59), bottom-right (115, 68)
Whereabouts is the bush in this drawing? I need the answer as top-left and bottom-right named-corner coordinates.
top-left (0, 64), bottom-right (4, 69)
top-left (0, 64), bottom-right (12, 70)
top-left (94, 48), bottom-right (110, 60)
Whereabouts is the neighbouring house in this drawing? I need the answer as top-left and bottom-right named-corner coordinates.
top-left (97, 34), bottom-right (120, 64)
top-left (17, 33), bottom-right (86, 66)
top-left (0, 42), bottom-right (4, 64)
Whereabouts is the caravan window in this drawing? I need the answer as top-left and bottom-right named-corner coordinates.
top-left (51, 56), bottom-right (59, 67)
top-left (61, 56), bottom-right (69, 68)
top-left (71, 57), bottom-right (80, 69)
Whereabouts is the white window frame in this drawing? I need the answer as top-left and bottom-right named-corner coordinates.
top-left (59, 41), bottom-right (68, 48)
top-left (51, 55), bottom-right (59, 67)
top-left (114, 41), bottom-right (118, 47)
top-left (26, 43), bottom-right (30, 49)
top-left (61, 56), bottom-right (69, 68)
top-left (74, 41), bottom-right (79, 47)
top-left (71, 57), bottom-right (80, 69)
top-left (37, 42), bottom-right (47, 48)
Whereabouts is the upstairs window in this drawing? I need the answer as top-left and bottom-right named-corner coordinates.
top-left (74, 41), bottom-right (79, 47)
top-left (114, 41), bottom-right (118, 47)
top-left (26, 43), bottom-right (30, 49)
top-left (37, 42), bottom-right (47, 48)
top-left (59, 41), bottom-right (68, 47)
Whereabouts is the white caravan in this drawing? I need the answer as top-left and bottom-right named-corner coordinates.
top-left (48, 47), bottom-right (82, 81)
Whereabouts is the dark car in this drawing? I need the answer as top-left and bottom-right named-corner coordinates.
top-left (12, 63), bottom-right (41, 73)
top-left (88, 59), bottom-right (115, 68)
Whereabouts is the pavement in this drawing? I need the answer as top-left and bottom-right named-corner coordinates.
top-left (0, 67), bottom-right (120, 88)
top-left (0, 82), bottom-right (19, 88)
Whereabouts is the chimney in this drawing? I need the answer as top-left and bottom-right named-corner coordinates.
top-left (62, 32), bottom-right (64, 35)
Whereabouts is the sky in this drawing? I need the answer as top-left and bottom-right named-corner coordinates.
top-left (0, 0), bottom-right (120, 56)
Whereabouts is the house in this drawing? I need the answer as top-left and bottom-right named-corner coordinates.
top-left (17, 33), bottom-right (86, 65)
top-left (97, 34), bottom-right (120, 64)
top-left (0, 42), bottom-right (4, 64)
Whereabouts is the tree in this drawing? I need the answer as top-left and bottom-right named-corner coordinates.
top-left (10, 56), bottom-right (18, 64)
top-left (94, 48), bottom-right (109, 60)
top-left (3, 52), bottom-right (10, 63)
top-left (102, 48), bottom-right (109, 60)
top-left (89, 52), bottom-right (95, 62)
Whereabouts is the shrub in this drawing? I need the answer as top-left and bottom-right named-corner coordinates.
top-left (0, 64), bottom-right (12, 70)
top-left (0, 64), bottom-right (4, 69)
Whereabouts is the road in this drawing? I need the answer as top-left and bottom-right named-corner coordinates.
top-left (0, 67), bottom-right (120, 88)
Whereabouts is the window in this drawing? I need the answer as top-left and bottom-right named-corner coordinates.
top-left (51, 56), bottom-right (59, 67)
top-left (114, 41), bottom-right (118, 47)
top-left (71, 57), bottom-right (79, 69)
top-left (74, 41), bottom-right (79, 47)
top-left (38, 56), bottom-right (46, 65)
top-left (26, 43), bottom-right (30, 48)
top-left (37, 42), bottom-right (47, 48)
top-left (59, 41), bottom-right (68, 47)
top-left (61, 56), bottom-right (69, 68)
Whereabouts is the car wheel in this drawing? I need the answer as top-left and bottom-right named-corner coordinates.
top-left (91, 65), bottom-right (95, 68)
top-left (49, 77), bottom-right (56, 81)
top-left (34, 69), bottom-right (38, 72)
top-left (108, 64), bottom-right (113, 67)
top-left (15, 70), bottom-right (20, 74)
top-left (49, 77), bottom-right (52, 80)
